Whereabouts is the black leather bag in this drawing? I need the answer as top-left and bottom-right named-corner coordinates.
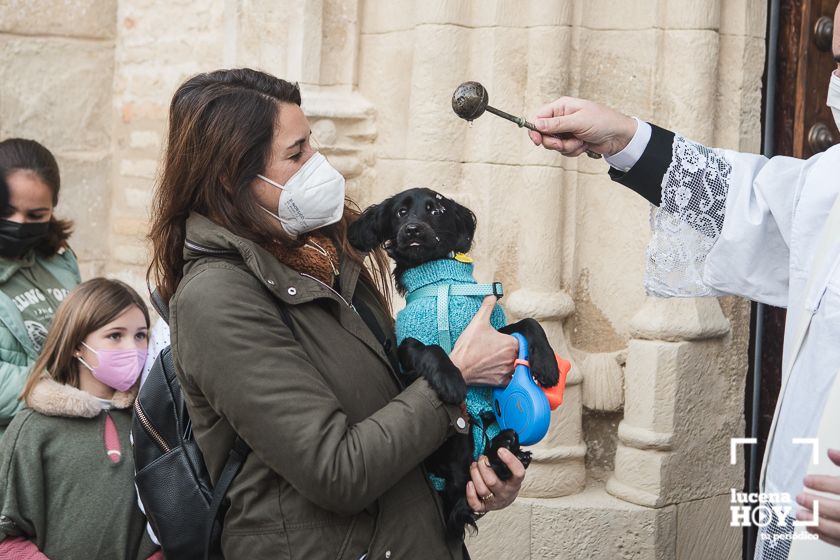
top-left (132, 343), bottom-right (237, 560)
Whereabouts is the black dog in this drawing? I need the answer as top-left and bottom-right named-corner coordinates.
top-left (349, 188), bottom-right (557, 540)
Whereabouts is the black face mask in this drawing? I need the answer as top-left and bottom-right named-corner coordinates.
top-left (0, 220), bottom-right (50, 258)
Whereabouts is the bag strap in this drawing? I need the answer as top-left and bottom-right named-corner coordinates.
top-left (352, 295), bottom-right (402, 379)
top-left (204, 437), bottom-right (250, 560)
top-left (150, 289), bottom-right (170, 324)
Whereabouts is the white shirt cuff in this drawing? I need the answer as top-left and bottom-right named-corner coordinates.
top-left (604, 118), bottom-right (652, 172)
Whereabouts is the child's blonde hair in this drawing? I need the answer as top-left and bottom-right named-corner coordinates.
top-left (20, 278), bottom-right (149, 401)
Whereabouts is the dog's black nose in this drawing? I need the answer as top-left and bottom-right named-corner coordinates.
top-left (405, 223), bottom-right (421, 237)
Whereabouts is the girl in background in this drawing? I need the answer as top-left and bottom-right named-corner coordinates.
top-left (0, 139), bottom-right (80, 437)
top-left (0, 278), bottom-right (160, 560)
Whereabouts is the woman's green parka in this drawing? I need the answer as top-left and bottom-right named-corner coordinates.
top-left (170, 214), bottom-right (470, 560)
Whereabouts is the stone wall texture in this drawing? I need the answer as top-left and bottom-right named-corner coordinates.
top-left (1, 1), bottom-right (765, 558)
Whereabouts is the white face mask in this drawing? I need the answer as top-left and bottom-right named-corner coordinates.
top-left (828, 72), bottom-right (840, 133)
top-left (257, 152), bottom-right (346, 237)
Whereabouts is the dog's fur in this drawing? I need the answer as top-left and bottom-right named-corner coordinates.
top-left (349, 187), bottom-right (557, 540)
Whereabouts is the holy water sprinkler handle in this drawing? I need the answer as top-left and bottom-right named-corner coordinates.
top-left (451, 81), bottom-right (602, 159)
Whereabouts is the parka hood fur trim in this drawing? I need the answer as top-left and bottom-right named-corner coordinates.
top-left (25, 374), bottom-right (138, 418)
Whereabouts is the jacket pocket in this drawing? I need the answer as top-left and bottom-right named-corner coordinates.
top-left (366, 484), bottom-right (458, 560)
top-left (272, 476), bottom-right (375, 560)
top-left (334, 511), bottom-right (375, 560)
top-left (223, 530), bottom-right (290, 560)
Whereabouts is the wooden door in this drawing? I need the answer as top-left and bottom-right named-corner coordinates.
top-left (775, 0), bottom-right (837, 159)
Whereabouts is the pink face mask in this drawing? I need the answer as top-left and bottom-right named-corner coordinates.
top-left (77, 342), bottom-right (147, 392)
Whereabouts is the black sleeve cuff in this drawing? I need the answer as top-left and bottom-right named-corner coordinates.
top-left (607, 124), bottom-right (676, 207)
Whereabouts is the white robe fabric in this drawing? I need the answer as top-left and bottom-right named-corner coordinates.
top-left (613, 129), bottom-right (840, 559)
top-left (651, 136), bottom-right (840, 493)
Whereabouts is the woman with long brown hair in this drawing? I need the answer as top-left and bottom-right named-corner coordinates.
top-left (148, 68), bottom-right (525, 559)
top-left (0, 278), bottom-right (159, 559)
top-left (0, 139), bottom-right (80, 437)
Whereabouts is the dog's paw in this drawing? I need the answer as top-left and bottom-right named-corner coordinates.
top-left (500, 318), bottom-right (559, 387)
top-left (530, 347), bottom-right (560, 388)
top-left (486, 429), bottom-right (531, 480)
top-left (446, 498), bottom-right (478, 541)
top-left (424, 351), bottom-right (467, 404)
top-left (397, 337), bottom-right (425, 371)
top-left (398, 338), bottom-right (466, 404)
top-left (517, 448), bottom-right (533, 470)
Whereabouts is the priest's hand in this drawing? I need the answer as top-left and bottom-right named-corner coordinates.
top-left (796, 448), bottom-right (840, 548)
top-left (528, 97), bottom-right (638, 158)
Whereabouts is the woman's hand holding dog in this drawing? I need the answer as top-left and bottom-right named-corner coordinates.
top-left (454, 298), bottom-right (527, 515)
top-left (450, 296), bottom-right (518, 386)
top-left (466, 447), bottom-right (525, 514)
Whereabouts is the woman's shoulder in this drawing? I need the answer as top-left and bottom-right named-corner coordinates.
top-left (174, 258), bottom-right (265, 308)
top-left (171, 260), bottom-right (275, 347)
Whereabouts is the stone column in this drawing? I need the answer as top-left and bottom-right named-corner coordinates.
top-left (607, 297), bottom-right (741, 507)
top-left (300, 0), bottom-right (378, 203)
top-left (505, 166), bottom-right (585, 498)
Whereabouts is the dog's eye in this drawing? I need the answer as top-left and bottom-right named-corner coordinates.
top-left (397, 208), bottom-right (407, 217)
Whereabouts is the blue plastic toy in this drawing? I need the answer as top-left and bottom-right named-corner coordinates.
top-left (492, 333), bottom-right (551, 446)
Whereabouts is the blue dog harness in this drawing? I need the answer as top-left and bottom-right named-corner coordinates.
top-left (404, 281), bottom-right (503, 353)
top-left (396, 257), bottom-right (507, 491)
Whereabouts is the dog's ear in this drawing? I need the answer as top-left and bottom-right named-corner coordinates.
top-left (451, 201), bottom-right (477, 253)
top-left (348, 200), bottom-right (393, 252)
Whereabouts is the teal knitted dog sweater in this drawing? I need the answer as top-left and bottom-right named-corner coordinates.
top-left (396, 258), bottom-right (507, 473)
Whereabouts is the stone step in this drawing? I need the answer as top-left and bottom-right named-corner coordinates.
top-left (466, 481), bottom-right (739, 560)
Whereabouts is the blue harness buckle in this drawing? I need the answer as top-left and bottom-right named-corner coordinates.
top-left (492, 281), bottom-right (504, 299)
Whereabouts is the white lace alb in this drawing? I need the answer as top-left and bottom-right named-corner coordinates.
top-left (645, 135), bottom-right (732, 297)
top-left (754, 512), bottom-right (793, 560)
